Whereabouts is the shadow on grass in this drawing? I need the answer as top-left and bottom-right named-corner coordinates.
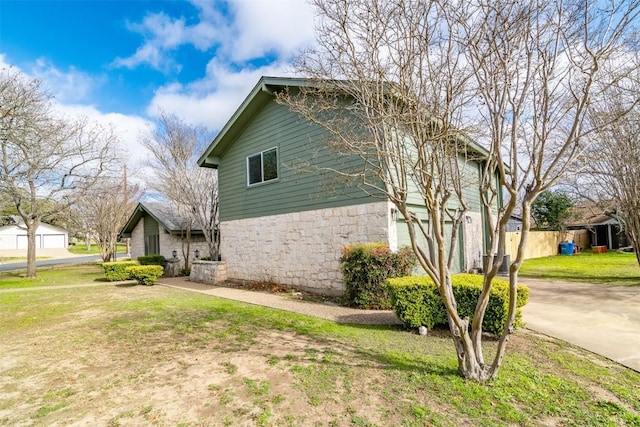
top-left (115, 282), bottom-right (138, 288)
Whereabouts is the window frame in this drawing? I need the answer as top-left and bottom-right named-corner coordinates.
top-left (246, 146), bottom-right (279, 187)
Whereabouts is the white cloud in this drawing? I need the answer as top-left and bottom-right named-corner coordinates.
top-left (55, 102), bottom-right (152, 167)
top-left (114, 0), bottom-right (316, 71)
top-left (225, 0), bottom-right (316, 62)
top-left (0, 55), bottom-right (100, 104)
top-left (0, 55), bottom-right (152, 172)
top-left (32, 58), bottom-right (102, 104)
top-left (112, 3), bottom-right (227, 71)
top-left (146, 58), bottom-right (296, 130)
top-left (139, 0), bottom-right (317, 130)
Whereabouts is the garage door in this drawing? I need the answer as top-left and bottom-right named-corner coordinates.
top-left (42, 234), bottom-right (66, 248)
top-left (17, 235), bottom-right (42, 249)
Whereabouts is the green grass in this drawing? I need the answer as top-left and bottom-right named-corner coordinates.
top-left (0, 263), bottom-right (107, 289)
top-left (67, 243), bottom-right (127, 255)
top-left (1, 284), bottom-right (636, 426)
top-left (520, 251), bottom-right (640, 285)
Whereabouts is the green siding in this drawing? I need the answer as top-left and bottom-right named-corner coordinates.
top-left (396, 205), bottom-right (464, 273)
top-left (217, 100), bottom-right (382, 221)
top-left (143, 215), bottom-right (159, 236)
top-left (404, 154), bottom-right (482, 213)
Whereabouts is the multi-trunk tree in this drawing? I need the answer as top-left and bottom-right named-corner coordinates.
top-left (0, 68), bottom-right (119, 277)
top-left (141, 113), bottom-right (220, 266)
top-left (281, 0), bottom-right (639, 381)
top-left (69, 170), bottom-right (140, 262)
top-left (576, 93), bottom-right (640, 266)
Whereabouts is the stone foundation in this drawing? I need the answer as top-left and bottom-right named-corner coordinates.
top-left (219, 201), bottom-right (393, 295)
top-left (190, 261), bottom-right (228, 284)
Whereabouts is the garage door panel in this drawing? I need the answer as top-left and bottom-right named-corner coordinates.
top-left (42, 234), bottom-right (66, 248)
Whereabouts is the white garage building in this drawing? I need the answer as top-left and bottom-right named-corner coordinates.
top-left (0, 217), bottom-right (68, 250)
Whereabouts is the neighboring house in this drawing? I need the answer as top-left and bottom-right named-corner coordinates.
top-left (0, 216), bottom-right (68, 250)
top-left (568, 212), bottom-right (629, 250)
top-left (506, 214), bottom-right (523, 232)
top-left (120, 202), bottom-right (210, 265)
top-left (197, 76), bottom-right (496, 295)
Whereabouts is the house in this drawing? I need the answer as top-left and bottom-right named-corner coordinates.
top-left (197, 76), bottom-right (494, 295)
top-left (568, 212), bottom-right (629, 250)
top-left (506, 214), bottom-right (523, 232)
top-left (0, 216), bottom-right (68, 250)
top-left (119, 202), bottom-right (210, 265)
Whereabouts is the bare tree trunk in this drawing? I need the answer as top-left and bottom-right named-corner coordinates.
top-left (25, 219), bottom-right (39, 278)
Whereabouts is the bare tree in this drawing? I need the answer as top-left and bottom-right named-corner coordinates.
top-left (281, 0), bottom-right (639, 381)
top-left (0, 68), bottom-right (119, 277)
top-left (141, 113), bottom-right (220, 264)
top-left (71, 168), bottom-right (140, 262)
top-left (576, 92), bottom-right (640, 266)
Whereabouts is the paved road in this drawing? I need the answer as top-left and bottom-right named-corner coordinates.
top-left (521, 277), bottom-right (640, 372)
top-left (0, 253), bottom-right (127, 272)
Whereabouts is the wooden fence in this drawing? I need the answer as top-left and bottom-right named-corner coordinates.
top-left (504, 230), bottom-right (589, 260)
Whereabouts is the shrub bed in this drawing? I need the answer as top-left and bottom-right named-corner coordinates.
top-left (387, 274), bottom-right (530, 335)
top-left (137, 254), bottom-right (166, 266)
top-left (102, 261), bottom-right (139, 281)
top-left (125, 265), bottom-right (164, 286)
top-left (340, 243), bottom-right (416, 309)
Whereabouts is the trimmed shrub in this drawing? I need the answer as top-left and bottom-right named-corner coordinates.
top-left (137, 254), bottom-right (166, 266)
top-left (126, 265), bottom-right (164, 286)
top-left (387, 274), bottom-right (530, 335)
top-left (102, 261), bottom-right (139, 281)
top-left (340, 243), bottom-right (416, 309)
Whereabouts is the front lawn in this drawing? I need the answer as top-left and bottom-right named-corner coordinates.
top-left (67, 242), bottom-right (127, 255)
top-left (0, 283), bottom-right (638, 426)
top-left (520, 251), bottom-right (640, 285)
top-left (0, 263), bottom-right (107, 289)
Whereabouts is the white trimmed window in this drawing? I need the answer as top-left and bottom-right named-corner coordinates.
top-left (247, 147), bottom-right (278, 186)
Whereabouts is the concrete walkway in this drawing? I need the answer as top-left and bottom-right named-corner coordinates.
top-left (159, 276), bottom-right (640, 372)
top-left (157, 277), bottom-right (401, 326)
top-left (2, 270), bottom-right (637, 372)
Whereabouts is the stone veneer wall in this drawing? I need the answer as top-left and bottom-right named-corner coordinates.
top-left (130, 220), bottom-right (144, 259)
top-left (220, 201), bottom-right (394, 295)
top-left (159, 233), bottom-right (210, 270)
top-left (190, 261), bottom-right (228, 284)
top-left (128, 218), bottom-right (210, 269)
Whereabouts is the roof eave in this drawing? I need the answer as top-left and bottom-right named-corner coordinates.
top-left (197, 76), bottom-right (324, 168)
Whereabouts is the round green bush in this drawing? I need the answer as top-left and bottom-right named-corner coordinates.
top-left (125, 265), bottom-right (164, 286)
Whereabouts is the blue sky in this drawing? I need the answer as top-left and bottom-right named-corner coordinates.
top-left (0, 0), bottom-right (316, 161)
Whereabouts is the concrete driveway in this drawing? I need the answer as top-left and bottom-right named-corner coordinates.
top-left (521, 277), bottom-right (640, 372)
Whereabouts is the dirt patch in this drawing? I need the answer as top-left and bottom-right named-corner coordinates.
top-left (0, 286), bottom-right (393, 426)
top-left (217, 278), bottom-right (345, 305)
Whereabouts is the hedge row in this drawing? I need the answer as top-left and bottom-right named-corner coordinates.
top-left (387, 274), bottom-right (530, 335)
top-left (340, 243), bottom-right (416, 309)
top-left (102, 261), bottom-right (139, 281)
top-left (102, 261), bottom-right (164, 285)
top-left (137, 254), bottom-right (166, 266)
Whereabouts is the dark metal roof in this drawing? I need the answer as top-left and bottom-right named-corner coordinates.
top-left (119, 202), bottom-right (203, 238)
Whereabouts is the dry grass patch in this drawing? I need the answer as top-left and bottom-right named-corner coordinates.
top-left (0, 284), bottom-right (638, 426)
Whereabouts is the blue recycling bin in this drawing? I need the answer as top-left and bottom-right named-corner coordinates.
top-left (559, 241), bottom-right (575, 255)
